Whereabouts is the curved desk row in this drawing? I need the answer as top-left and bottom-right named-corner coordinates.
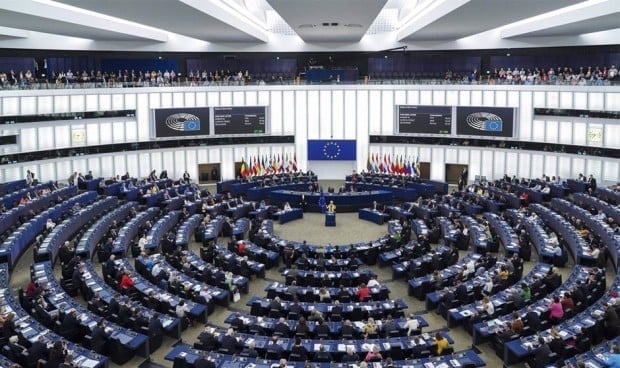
top-left (270, 190), bottom-right (393, 213)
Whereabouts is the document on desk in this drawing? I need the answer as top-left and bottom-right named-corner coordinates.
top-left (80, 358), bottom-right (100, 368)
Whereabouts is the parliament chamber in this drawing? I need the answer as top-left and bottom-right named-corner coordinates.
top-left (0, 1), bottom-right (619, 368)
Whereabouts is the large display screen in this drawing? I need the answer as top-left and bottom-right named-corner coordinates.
top-left (397, 105), bottom-right (452, 134)
top-left (153, 107), bottom-right (210, 138)
top-left (456, 106), bottom-right (515, 137)
top-left (213, 106), bottom-right (267, 135)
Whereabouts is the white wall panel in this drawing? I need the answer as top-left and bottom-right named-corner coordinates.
top-left (459, 90), bottom-right (470, 106)
top-left (433, 90), bottom-right (445, 105)
top-left (197, 149), bottom-right (208, 164)
top-left (125, 153), bottom-right (138, 179)
top-left (271, 90), bottom-right (283, 135)
top-left (458, 149), bottom-right (469, 165)
top-left (560, 92), bottom-right (573, 109)
top-left (533, 91), bottom-right (546, 108)
top-left (356, 90), bottom-right (369, 173)
top-left (558, 156), bottom-right (571, 180)
top-left (113, 154), bottom-right (126, 176)
top-left (54, 125), bottom-right (70, 149)
top-left (381, 90), bottom-right (394, 135)
top-left (208, 148), bottom-right (220, 163)
top-left (295, 91), bottom-right (308, 170)
top-left (38, 162), bottom-right (54, 182)
top-left (233, 91), bottom-right (244, 106)
top-left (113, 121), bottom-right (125, 142)
top-left (53, 95), bottom-right (69, 113)
top-left (572, 157), bottom-right (585, 177)
top-left (99, 122), bottom-right (112, 145)
top-left (150, 152), bottom-right (162, 174)
top-left (546, 91), bottom-right (559, 108)
top-left (172, 92), bottom-right (184, 107)
top-left (220, 147), bottom-right (235, 180)
top-left (407, 90), bottom-right (419, 105)
top-left (369, 90), bottom-right (382, 135)
top-left (419, 147), bottom-right (431, 162)
top-left (220, 91), bottom-right (232, 106)
top-left (20, 128), bottom-right (37, 152)
top-left (506, 152), bottom-right (518, 176)
top-left (306, 91), bottom-right (319, 139)
top-left (587, 159), bottom-right (602, 180)
top-left (125, 120), bottom-right (137, 142)
top-left (532, 120), bottom-right (545, 142)
top-left (2, 97), bottom-right (18, 116)
top-left (282, 91), bottom-right (295, 135)
top-left (445, 148), bottom-right (457, 163)
top-left (545, 120), bottom-right (558, 143)
top-left (605, 124), bottom-right (620, 148)
top-left (125, 94), bottom-right (136, 110)
top-left (136, 93), bottom-right (150, 141)
top-left (207, 92), bottom-right (219, 106)
top-left (587, 123), bottom-right (603, 147)
top-left (430, 147), bottom-right (445, 181)
top-left (56, 161), bottom-right (71, 182)
top-left (161, 151), bottom-right (174, 173)
top-left (602, 161), bottom-right (619, 183)
top-left (446, 91), bottom-right (458, 106)
top-left (508, 91), bottom-right (519, 107)
top-left (195, 92), bottom-right (207, 107)
top-left (20, 96), bottom-right (36, 115)
top-left (138, 153), bottom-right (151, 177)
top-left (420, 90), bottom-right (432, 105)
top-left (160, 92), bottom-right (172, 108)
top-left (69, 95), bottom-right (84, 113)
top-left (470, 90), bottom-right (482, 106)
top-left (72, 158), bottom-right (87, 175)
top-left (482, 90), bottom-right (494, 106)
top-left (245, 91), bottom-right (257, 106)
top-left (173, 150), bottom-right (185, 178)
top-left (99, 94), bottom-right (112, 111)
top-left (518, 153), bottom-right (531, 178)
top-left (531, 154), bottom-right (543, 178)
top-left (468, 149), bottom-right (481, 181)
top-left (85, 95), bottom-right (98, 111)
top-left (493, 151), bottom-right (505, 178)
top-left (86, 123), bottom-right (99, 146)
top-left (100, 156), bottom-right (114, 178)
top-left (319, 90), bottom-right (332, 139)
top-left (344, 90), bottom-right (356, 140)
top-left (574, 92), bottom-right (587, 110)
top-left (573, 122), bottom-right (587, 146)
top-left (38, 96), bottom-right (53, 114)
top-left (559, 121), bottom-right (572, 144)
top-left (331, 90), bottom-right (344, 139)
top-left (257, 91), bottom-right (269, 107)
top-left (519, 91), bottom-right (532, 140)
top-left (589, 92), bottom-right (604, 110)
top-left (481, 150), bottom-right (493, 179)
top-left (112, 94), bottom-right (125, 110)
top-left (185, 149), bottom-right (197, 180)
top-left (149, 93), bottom-right (160, 109)
top-left (88, 157), bottom-right (100, 177)
top-left (495, 91), bottom-right (507, 107)
top-left (38, 126), bottom-right (54, 150)
top-left (606, 93), bottom-right (620, 110)
top-left (544, 155), bottom-right (557, 177)
top-left (183, 92), bottom-right (195, 107)
top-left (394, 90), bottom-right (406, 105)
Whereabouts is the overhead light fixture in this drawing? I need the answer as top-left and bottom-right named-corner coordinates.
top-left (344, 24), bottom-right (363, 28)
top-left (299, 24), bottom-right (317, 28)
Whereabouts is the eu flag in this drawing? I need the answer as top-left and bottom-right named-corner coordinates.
top-left (318, 192), bottom-right (327, 213)
top-left (307, 140), bottom-right (356, 161)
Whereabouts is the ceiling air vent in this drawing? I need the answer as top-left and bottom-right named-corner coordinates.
top-left (299, 24), bottom-right (317, 28)
top-left (345, 23), bottom-right (363, 28)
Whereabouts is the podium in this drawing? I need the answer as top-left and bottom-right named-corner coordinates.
top-left (325, 212), bottom-right (336, 226)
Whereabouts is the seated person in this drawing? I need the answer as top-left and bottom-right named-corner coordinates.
top-left (283, 202), bottom-right (292, 211)
top-left (431, 332), bottom-right (450, 355)
top-left (364, 345), bottom-right (383, 362)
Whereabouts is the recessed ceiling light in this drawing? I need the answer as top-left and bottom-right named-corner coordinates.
top-left (344, 23), bottom-right (363, 28)
top-left (299, 24), bottom-right (316, 28)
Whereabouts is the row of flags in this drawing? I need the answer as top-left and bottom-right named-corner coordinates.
top-left (366, 153), bottom-right (420, 176)
top-left (240, 153), bottom-right (298, 177)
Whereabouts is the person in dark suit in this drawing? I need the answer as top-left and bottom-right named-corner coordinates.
top-left (588, 175), bottom-right (597, 191)
top-left (266, 335), bottom-right (285, 359)
top-left (455, 281), bottom-right (468, 302)
top-left (411, 337), bottom-right (427, 358)
top-left (47, 340), bottom-right (67, 367)
top-left (118, 301), bottom-right (133, 327)
top-left (381, 315), bottom-right (398, 337)
top-left (340, 319), bottom-right (356, 338)
top-left (61, 310), bottom-right (81, 341)
top-left (330, 300), bottom-right (343, 318)
top-left (524, 307), bottom-right (541, 330)
top-left (90, 319), bottom-right (109, 354)
top-left (341, 346), bottom-right (360, 362)
top-left (604, 301), bottom-right (620, 339)
top-left (240, 341), bottom-right (259, 358)
top-left (289, 300), bottom-right (303, 317)
top-left (108, 293), bottom-right (120, 317)
top-left (148, 312), bottom-right (164, 337)
top-left (273, 317), bottom-right (291, 337)
top-left (26, 336), bottom-right (47, 366)
top-left (104, 255), bottom-right (117, 280)
top-left (194, 352), bottom-right (216, 368)
top-left (289, 337), bottom-right (308, 361)
top-left (197, 328), bottom-right (219, 351)
top-left (315, 319), bottom-right (331, 338)
top-left (314, 343), bottom-right (332, 362)
top-left (527, 337), bottom-right (552, 368)
top-left (269, 296), bottom-right (282, 313)
top-left (220, 328), bottom-right (242, 353)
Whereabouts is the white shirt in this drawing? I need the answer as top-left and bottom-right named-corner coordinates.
top-left (367, 279), bottom-right (380, 288)
top-left (175, 304), bottom-right (190, 318)
top-left (404, 318), bottom-right (420, 335)
top-left (138, 237), bottom-right (148, 251)
top-left (151, 263), bottom-right (162, 278)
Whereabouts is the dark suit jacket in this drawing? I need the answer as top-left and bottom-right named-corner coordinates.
top-left (27, 341), bottom-right (47, 364)
top-left (91, 326), bottom-right (108, 350)
top-left (148, 318), bottom-right (164, 337)
top-left (194, 357), bottom-right (216, 368)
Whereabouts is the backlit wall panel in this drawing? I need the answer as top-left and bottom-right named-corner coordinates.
top-left (21, 96), bottom-right (36, 115)
top-left (271, 90), bottom-right (283, 135)
top-left (344, 91), bottom-right (357, 140)
top-left (381, 90), bottom-right (394, 135)
top-left (368, 90), bottom-right (381, 135)
top-left (99, 94), bottom-right (112, 111)
top-left (331, 90), bottom-right (344, 139)
top-left (282, 91), bottom-right (295, 135)
top-left (306, 90), bottom-right (319, 140)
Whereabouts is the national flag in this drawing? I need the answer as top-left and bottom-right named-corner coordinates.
top-left (366, 154), bottom-right (372, 172)
top-left (240, 158), bottom-right (248, 178)
top-left (272, 154), bottom-right (280, 173)
top-left (414, 156), bottom-right (420, 176)
top-left (292, 153), bottom-right (298, 172)
top-left (398, 156), bottom-right (404, 174)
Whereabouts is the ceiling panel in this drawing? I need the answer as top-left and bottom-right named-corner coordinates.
top-left (401, 0), bottom-right (582, 41)
top-left (511, 13), bottom-right (620, 37)
top-left (56, 0), bottom-right (264, 42)
top-left (267, 0), bottom-right (388, 42)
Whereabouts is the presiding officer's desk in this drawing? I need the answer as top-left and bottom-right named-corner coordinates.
top-left (165, 344), bottom-right (485, 368)
top-left (358, 208), bottom-right (388, 225)
top-left (273, 208), bottom-right (303, 224)
top-left (80, 259), bottom-right (181, 338)
top-left (446, 263), bottom-right (552, 328)
top-left (31, 262), bottom-right (149, 358)
top-left (294, 255), bottom-right (362, 272)
top-left (223, 311), bottom-right (428, 338)
top-left (111, 258), bottom-right (208, 322)
top-left (0, 264), bottom-right (108, 368)
top-left (269, 190), bottom-right (393, 212)
top-left (246, 296), bottom-right (408, 320)
top-left (264, 281), bottom-right (390, 302)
